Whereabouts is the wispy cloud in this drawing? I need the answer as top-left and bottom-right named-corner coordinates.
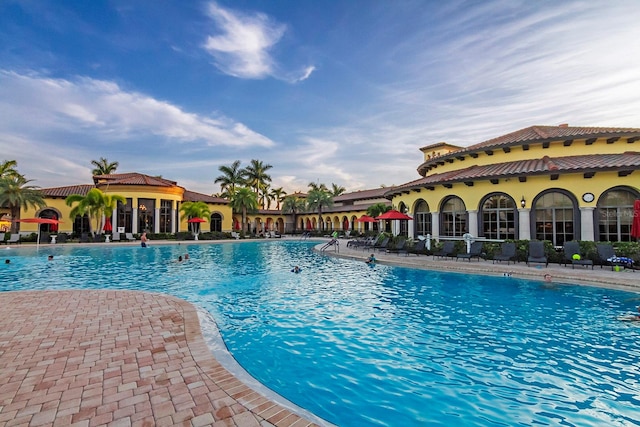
top-left (0, 70), bottom-right (274, 148)
top-left (202, 2), bottom-right (314, 82)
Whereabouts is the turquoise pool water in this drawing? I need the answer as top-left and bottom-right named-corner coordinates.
top-left (2, 241), bottom-right (640, 426)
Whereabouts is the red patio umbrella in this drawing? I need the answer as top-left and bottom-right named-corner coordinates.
top-left (15, 218), bottom-right (63, 247)
top-left (631, 200), bottom-right (640, 239)
top-left (187, 217), bottom-right (207, 237)
top-left (375, 210), bottom-right (413, 220)
top-left (103, 217), bottom-right (113, 233)
top-left (356, 215), bottom-right (377, 223)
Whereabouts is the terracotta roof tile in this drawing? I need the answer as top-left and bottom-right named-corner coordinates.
top-left (391, 152), bottom-right (640, 194)
top-left (183, 190), bottom-right (229, 204)
top-left (93, 173), bottom-right (178, 187)
top-left (42, 184), bottom-right (94, 198)
top-left (334, 187), bottom-right (396, 202)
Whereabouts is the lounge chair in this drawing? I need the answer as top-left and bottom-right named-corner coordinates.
top-left (373, 237), bottom-right (391, 252)
top-left (125, 233), bottom-right (136, 242)
top-left (80, 232), bottom-right (90, 243)
top-left (493, 242), bottom-right (516, 265)
top-left (433, 241), bottom-right (455, 259)
top-left (456, 241), bottom-right (485, 262)
top-left (386, 238), bottom-right (407, 255)
top-left (562, 241), bottom-right (593, 269)
top-left (40, 232), bottom-right (50, 244)
top-left (56, 234), bottom-right (67, 244)
top-left (596, 243), bottom-right (634, 271)
top-left (3, 233), bottom-right (21, 245)
top-left (527, 241), bottom-right (548, 267)
top-left (111, 232), bottom-right (121, 242)
top-left (406, 239), bottom-right (427, 256)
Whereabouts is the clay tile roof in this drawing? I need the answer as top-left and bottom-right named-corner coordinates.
top-left (93, 173), bottom-right (178, 187)
top-left (42, 184), bottom-right (94, 198)
top-left (333, 187), bottom-right (396, 202)
top-left (183, 190), bottom-right (229, 204)
top-left (389, 152), bottom-right (640, 196)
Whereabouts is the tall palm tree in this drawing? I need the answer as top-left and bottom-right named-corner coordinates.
top-left (330, 183), bottom-right (346, 197)
top-left (0, 175), bottom-right (46, 233)
top-left (91, 158), bottom-right (119, 176)
top-left (0, 160), bottom-right (21, 180)
top-left (66, 188), bottom-right (125, 235)
top-left (281, 195), bottom-right (306, 233)
top-left (367, 203), bottom-right (391, 218)
top-left (229, 187), bottom-right (258, 234)
top-left (243, 159), bottom-right (272, 206)
top-left (214, 160), bottom-right (246, 199)
top-left (179, 201), bottom-right (211, 235)
top-left (270, 187), bottom-right (286, 210)
top-left (306, 184), bottom-right (334, 231)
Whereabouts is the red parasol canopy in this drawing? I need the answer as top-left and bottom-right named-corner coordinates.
top-left (103, 217), bottom-right (112, 232)
top-left (14, 218), bottom-right (63, 247)
top-left (375, 210), bottom-right (413, 220)
top-left (356, 215), bottom-right (377, 223)
top-left (187, 217), bottom-right (207, 223)
top-left (631, 200), bottom-right (640, 239)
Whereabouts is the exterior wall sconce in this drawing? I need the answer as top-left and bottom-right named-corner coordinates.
top-left (520, 196), bottom-right (526, 208)
top-left (139, 204), bottom-right (147, 212)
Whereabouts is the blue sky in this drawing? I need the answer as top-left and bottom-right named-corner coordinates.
top-left (1, 1), bottom-right (640, 195)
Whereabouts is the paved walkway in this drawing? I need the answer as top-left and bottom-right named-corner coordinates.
top-left (0, 239), bottom-right (637, 427)
top-left (0, 290), bottom-right (321, 427)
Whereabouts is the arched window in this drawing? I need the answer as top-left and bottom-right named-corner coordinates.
top-left (210, 213), bottom-right (222, 232)
top-left (440, 197), bottom-right (467, 237)
top-left (480, 194), bottom-right (516, 240)
top-left (533, 191), bottom-right (576, 246)
top-left (414, 200), bottom-right (432, 238)
top-left (38, 209), bottom-right (60, 233)
top-left (597, 188), bottom-right (637, 242)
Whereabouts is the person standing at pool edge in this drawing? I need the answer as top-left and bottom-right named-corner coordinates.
top-left (141, 232), bottom-right (148, 248)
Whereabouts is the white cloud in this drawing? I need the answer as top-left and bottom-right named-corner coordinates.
top-left (0, 70), bottom-right (274, 148)
top-left (202, 2), bottom-right (314, 82)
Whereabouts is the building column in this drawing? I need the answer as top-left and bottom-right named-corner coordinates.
top-left (171, 205), bottom-right (177, 233)
top-left (467, 210), bottom-right (478, 236)
top-left (518, 208), bottom-right (530, 240)
top-left (580, 207), bottom-right (595, 241)
top-left (431, 211), bottom-right (440, 240)
top-left (154, 206), bottom-right (160, 234)
top-left (132, 200), bottom-right (139, 234)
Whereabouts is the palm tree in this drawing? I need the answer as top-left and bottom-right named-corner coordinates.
top-left (65, 188), bottom-right (125, 235)
top-left (281, 195), bottom-right (306, 233)
top-left (306, 183), bottom-right (334, 231)
top-left (229, 187), bottom-right (258, 234)
top-left (91, 158), bottom-right (119, 176)
top-left (214, 160), bottom-right (246, 198)
top-left (367, 203), bottom-right (391, 218)
top-left (330, 183), bottom-right (346, 197)
top-left (243, 159), bottom-right (272, 206)
top-left (270, 187), bottom-right (286, 210)
top-left (0, 160), bottom-right (21, 180)
top-left (179, 201), bottom-right (211, 236)
top-left (0, 175), bottom-right (46, 233)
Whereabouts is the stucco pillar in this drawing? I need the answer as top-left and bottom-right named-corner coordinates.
top-left (171, 205), bottom-right (177, 233)
top-left (431, 211), bottom-right (440, 240)
top-left (580, 207), bottom-right (595, 241)
top-left (132, 202), bottom-right (139, 234)
top-left (518, 208), bottom-right (530, 240)
top-left (467, 210), bottom-right (478, 237)
top-left (154, 207), bottom-right (160, 234)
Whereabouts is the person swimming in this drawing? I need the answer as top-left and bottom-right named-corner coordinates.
top-left (291, 266), bottom-right (301, 273)
top-left (366, 254), bottom-right (376, 264)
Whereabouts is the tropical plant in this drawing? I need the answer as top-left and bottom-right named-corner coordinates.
top-left (229, 187), bottom-right (258, 233)
top-left (91, 157), bottom-right (119, 176)
top-left (0, 174), bottom-right (46, 233)
top-left (330, 183), bottom-right (346, 197)
top-left (0, 159), bottom-right (21, 180)
top-left (65, 188), bottom-right (125, 235)
top-left (367, 203), bottom-right (391, 218)
top-left (269, 187), bottom-right (286, 210)
top-left (281, 195), bottom-right (306, 233)
top-left (306, 183), bottom-right (334, 231)
top-left (179, 201), bottom-right (211, 235)
top-left (243, 159), bottom-right (272, 206)
top-left (214, 160), bottom-right (246, 198)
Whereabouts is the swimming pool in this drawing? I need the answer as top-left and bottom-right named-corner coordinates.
top-left (2, 241), bottom-right (640, 426)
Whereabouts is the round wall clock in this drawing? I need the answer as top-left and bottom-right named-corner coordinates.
top-left (582, 193), bottom-right (595, 203)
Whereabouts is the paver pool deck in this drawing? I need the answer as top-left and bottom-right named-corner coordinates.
top-left (0, 239), bottom-right (638, 426)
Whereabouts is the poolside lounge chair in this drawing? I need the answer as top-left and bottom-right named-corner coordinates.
top-left (596, 243), bottom-right (634, 271)
top-left (125, 233), bottom-right (136, 242)
top-left (80, 233), bottom-right (90, 243)
top-left (111, 232), bottom-right (121, 242)
top-left (3, 233), bottom-right (21, 245)
top-left (386, 238), bottom-right (407, 255)
top-left (456, 241), bottom-right (485, 262)
top-left (433, 241), bottom-right (455, 260)
top-left (406, 239), bottom-right (427, 256)
top-left (527, 241), bottom-right (548, 267)
top-left (562, 241), bottom-right (593, 269)
top-left (40, 232), bottom-right (50, 244)
top-left (56, 234), bottom-right (67, 244)
top-left (493, 242), bottom-right (516, 265)
top-left (373, 237), bottom-right (391, 252)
